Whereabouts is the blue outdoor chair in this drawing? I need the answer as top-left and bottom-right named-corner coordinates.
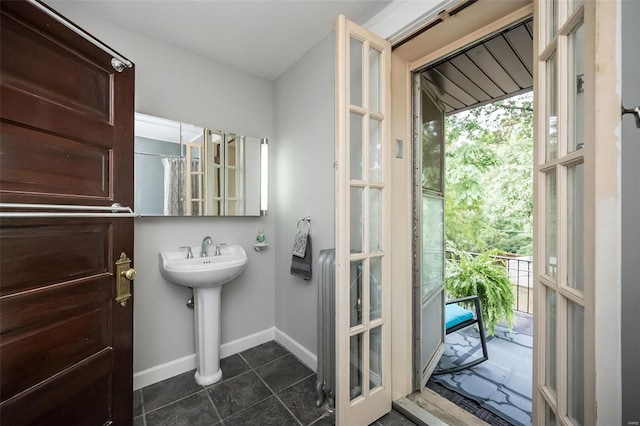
top-left (433, 295), bottom-right (489, 374)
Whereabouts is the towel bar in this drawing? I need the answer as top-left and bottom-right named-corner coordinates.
top-left (0, 202), bottom-right (139, 218)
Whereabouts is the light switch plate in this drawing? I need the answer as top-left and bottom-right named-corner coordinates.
top-left (395, 139), bottom-right (403, 158)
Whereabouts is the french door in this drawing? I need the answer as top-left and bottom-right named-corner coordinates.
top-left (335, 15), bottom-right (392, 425)
top-left (534, 0), bottom-right (621, 424)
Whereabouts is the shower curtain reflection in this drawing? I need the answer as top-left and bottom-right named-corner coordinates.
top-left (162, 157), bottom-right (186, 215)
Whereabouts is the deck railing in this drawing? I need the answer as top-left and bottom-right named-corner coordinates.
top-left (446, 250), bottom-right (534, 314)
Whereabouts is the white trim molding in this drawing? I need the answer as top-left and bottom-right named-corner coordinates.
top-left (364, 0), bottom-right (457, 44)
top-left (133, 353), bottom-right (197, 391)
top-left (133, 327), bottom-right (275, 390)
top-left (132, 327), bottom-right (319, 390)
top-left (274, 328), bottom-right (318, 372)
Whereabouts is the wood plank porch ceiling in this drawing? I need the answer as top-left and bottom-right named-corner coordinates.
top-left (423, 18), bottom-right (533, 115)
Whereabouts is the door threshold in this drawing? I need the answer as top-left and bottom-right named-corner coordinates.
top-left (393, 389), bottom-right (489, 426)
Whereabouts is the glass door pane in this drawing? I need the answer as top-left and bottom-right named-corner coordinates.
top-left (414, 75), bottom-right (446, 388)
top-left (369, 118), bottom-right (382, 182)
top-left (567, 163), bottom-right (584, 291)
top-left (370, 326), bottom-right (382, 390)
top-left (547, 0), bottom-right (559, 42)
top-left (568, 21), bottom-right (585, 152)
top-left (350, 187), bottom-right (364, 253)
top-left (420, 78), bottom-right (444, 193)
top-left (546, 288), bottom-right (557, 395)
top-left (369, 48), bottom-right (381, 114)
top-left (546, 55), bottom-right (558, 161)
top-left (350, 260), bottom-right (364, 327)
top-left (422, 196), bottom-right (444, 297)
top-left (567, 301), bottom-right (585, 424)
top-left (369, 188), bottom-right (382, 252)
top-left (350, 333), bottom-right (363, 400)
top-left (370, 257), bottom-right (382, 321)
top-left (351, 113), bottom-right (363, 180)
top-left (545, 171), bottom-right (558, 279)
top-left (350, 37), bottom-right (363, 108)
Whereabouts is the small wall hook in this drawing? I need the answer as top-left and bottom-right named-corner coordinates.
top-left (621, 105), bottom-right (640, 129)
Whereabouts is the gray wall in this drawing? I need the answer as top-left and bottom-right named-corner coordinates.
top-left (47, 5), bottom-right (277, 377)
top-left (273, 32), bottom-right (336, 357)
top-left (621, 0), bottom-right (640, 423)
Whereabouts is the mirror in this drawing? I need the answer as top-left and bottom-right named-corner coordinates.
top-left (134, 113), bottom-right (264, 216)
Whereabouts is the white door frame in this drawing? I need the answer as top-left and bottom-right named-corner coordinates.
top-left (388, 2), bottom-right (535, 401)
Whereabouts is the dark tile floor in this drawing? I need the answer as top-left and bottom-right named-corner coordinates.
top-left (133, 340), bottom-right (415, 426)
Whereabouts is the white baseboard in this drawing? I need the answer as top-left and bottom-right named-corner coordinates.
top-left (220, 327), bottom-right (275, 358)
top-left (133, 327), bottom-right (318, 390)
top-left (133, 353), bottom-right (196, 390)
top-left (133, 327), bottom-right (275, 390)
top-left (274, 328), bottom-right (317, 372)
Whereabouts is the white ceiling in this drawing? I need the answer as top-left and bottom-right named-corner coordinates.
top-left (45, 0), bottom-right (392, 81)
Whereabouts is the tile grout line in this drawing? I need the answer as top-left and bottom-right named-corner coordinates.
top-left (139, 389), bottom-right (148, 426)
top-left (240, 351), bottom-right (304, 425)
top-left (143, 383), bottom-right (207, 416)
top-left (220, 394), bottom-right (282, 424)
top-left (202, 385), bottom-right (225, 425)
top-left (240, 350), bottom-right (290, 371)
top-left (251, 366), bottom-right (304, 426)
top-left (308, 411), bottom-right (335, 426)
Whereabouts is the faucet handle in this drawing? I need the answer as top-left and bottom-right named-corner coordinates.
top-left (180, 246), bottom-right (194, 259)
top-left (215, 243), bottom-right (227, 256)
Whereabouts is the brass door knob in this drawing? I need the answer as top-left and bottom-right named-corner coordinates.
top-left (121, 268), bottom-right (136, 280)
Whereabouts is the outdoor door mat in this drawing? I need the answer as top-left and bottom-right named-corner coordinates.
top-left (430, 324), bottom-right (533, 426)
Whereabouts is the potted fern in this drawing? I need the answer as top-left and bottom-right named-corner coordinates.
top-left (445, 249), bottom-right (515, 335)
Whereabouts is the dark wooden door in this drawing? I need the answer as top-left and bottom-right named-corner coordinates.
top-left (0, 1), bottom-right (135, 424)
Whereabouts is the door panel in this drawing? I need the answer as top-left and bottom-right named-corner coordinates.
top-left (413, 76), bottom-right (446, 388)
top-left (0, 9), bottom-right (111, 121)
top-left (0, 1), bottom-right (134, 424)
top-left (2, 350), bottom-right (113, 425)
top-left (0, 221), bottom-right (110, 295)
top-left (0, 123), bottom-right (110, 199)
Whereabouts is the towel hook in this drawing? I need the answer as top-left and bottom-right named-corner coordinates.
top-left (297, 216), bottom-right (311, 233)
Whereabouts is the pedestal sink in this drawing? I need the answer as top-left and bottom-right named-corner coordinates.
top-left (159, 245), bottom-right (248, 385)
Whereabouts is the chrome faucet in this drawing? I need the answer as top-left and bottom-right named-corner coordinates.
top-left (201, 236), bottom-right (213, 257)
top-left (180, 246), bottom-right (194, 259)
top-left (215, 243), bottom-right (226, 256)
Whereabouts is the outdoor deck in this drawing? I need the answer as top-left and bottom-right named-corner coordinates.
top-left (427, 311), bottom-right (533, 426)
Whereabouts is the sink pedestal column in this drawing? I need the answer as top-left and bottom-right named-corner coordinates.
top-left (192, 286), bottom-right (223, 386)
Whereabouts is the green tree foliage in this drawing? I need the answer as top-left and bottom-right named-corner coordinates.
top-left (445, 92), bottom-right (533, 255)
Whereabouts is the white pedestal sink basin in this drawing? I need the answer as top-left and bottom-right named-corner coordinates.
top-left (159, 245), bottom-right (248, 385)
